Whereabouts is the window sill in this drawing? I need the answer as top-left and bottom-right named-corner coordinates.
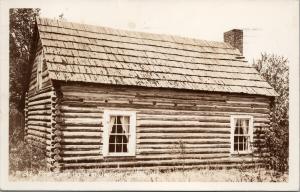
top-left (103, 153), bottom-right (136, 157)
top-left (231, 151), bottom-right (253, 156)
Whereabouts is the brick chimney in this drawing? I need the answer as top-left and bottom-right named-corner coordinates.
top-left (224, 29), bottom-right (243, 55)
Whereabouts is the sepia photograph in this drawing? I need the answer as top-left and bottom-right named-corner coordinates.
top-left (0, 0), bottom-right (299, 191)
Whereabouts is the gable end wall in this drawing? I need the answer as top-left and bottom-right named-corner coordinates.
top-left (24, 38), bottom-right (59, 170)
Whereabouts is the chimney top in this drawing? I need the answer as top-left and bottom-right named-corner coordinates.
top-left (224, 29), bottom-right (243, 55)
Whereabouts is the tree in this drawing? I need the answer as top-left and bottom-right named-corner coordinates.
top-left (253, 53), bottom-right (289, 172)
top-left (9, 8), bottom-right (40, 144)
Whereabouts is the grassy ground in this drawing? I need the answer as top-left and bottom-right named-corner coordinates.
top-left (9, 141), bottom-right (288, 182)
top-left (9, 167), bottom-right (288, 182)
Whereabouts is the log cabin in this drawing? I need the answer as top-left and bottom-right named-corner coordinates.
top-left (24, 17), bottom-right (277, 171)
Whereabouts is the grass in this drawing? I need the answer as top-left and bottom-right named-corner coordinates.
top-left (9, 141), bottom-right (288, 182)
top-left (9, 167), bottom-right (288, 182)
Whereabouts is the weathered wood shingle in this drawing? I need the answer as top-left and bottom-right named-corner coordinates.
top-left (36, 17), bottom-right (277, 96)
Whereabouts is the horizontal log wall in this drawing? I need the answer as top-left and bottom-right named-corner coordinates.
top-left (56, 83), bottom-right (271, 170)
top-left (25, 87), bottom-right (52, 150)
top-left (25, 86), bottom-right (65, 171)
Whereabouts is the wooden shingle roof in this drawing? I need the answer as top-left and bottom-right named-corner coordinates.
top-left (36, 17), bottom-right (277, 96)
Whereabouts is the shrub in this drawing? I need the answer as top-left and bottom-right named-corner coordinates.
top-left (253, 53), bottom-right (289, 173)
top-left (9, 140), bottom-right (47, 174)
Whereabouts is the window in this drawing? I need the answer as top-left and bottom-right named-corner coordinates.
top-left (103, 111), bottom-right (136, 156)
top-left (36, 52), bottom-right (43, 91)
top-left (230, 115), bottom-right (253, 154)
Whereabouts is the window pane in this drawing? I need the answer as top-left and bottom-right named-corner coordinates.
top-left (238, 136), bottom-right (243, 143)
top-left (234, 127), bottom-right (238, 134)
top-left (245, 137), bottom-right (249, 150)
top-left (234, 143), bottom-right (238, 151)
top-left (122, 135), bottom-right (128, 144)
top-left (117, 125), bottom-right (123, 134)
top-left (242, 119), bottom-right (249, 134)
top-left (123, 116), bottom-right (130, 124)
top-left (234, 136), bottom-right (238, 143)
top-left (239, 140), bottom-right (244, 151)
top-left (239, 127), bottom-right (244, 134)
top-left (109, 135), bottom-right (116, 143)
top-left (235, 119), bottom-right (240, 134)
top-left (109, 144), bottom-right (115, 152)
top-left (123, 124), bottom-right (130, 134)
top-left (116, 144), bottom-right (122, 152)
top-left (115, 135), bottom-right (122, 143)
top-left (122, 144), bottom-right (128, 152)
top-left (111, 125), bottom-right (117, 134)
top-left (245, 119), bottom-right (249, 128)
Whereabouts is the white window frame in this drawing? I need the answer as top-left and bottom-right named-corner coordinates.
top-left (102, 110), bottom-right (136, 157)
top-left (230, 115), bottom-right (254, 155)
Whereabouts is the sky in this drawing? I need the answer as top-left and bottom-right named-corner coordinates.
top-left (32, 0), bottom-right (299, 65)
top-left (1, 0), bottom-right (298, 64)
